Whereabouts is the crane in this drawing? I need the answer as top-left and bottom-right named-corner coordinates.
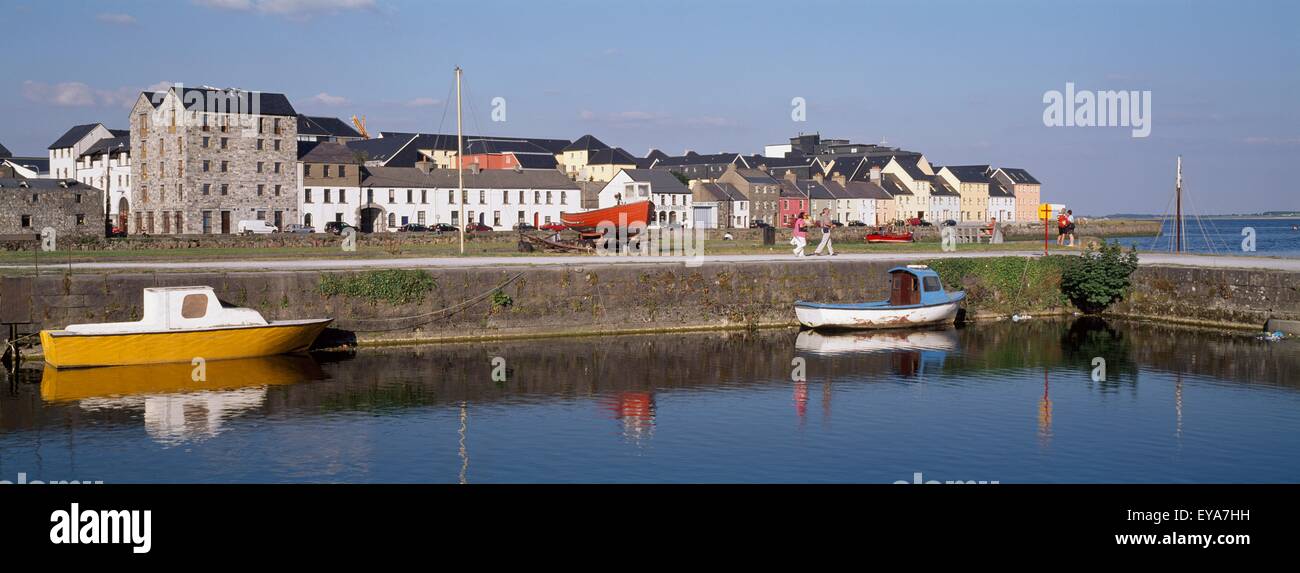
top-left (351, 115), bottom-right (371, 139)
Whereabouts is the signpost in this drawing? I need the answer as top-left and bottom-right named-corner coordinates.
top-left (1038, 203), bottom-right (1053, 256)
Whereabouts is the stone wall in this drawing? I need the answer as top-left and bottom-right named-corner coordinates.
top-left (5, 259), bottom-right (1294, 352)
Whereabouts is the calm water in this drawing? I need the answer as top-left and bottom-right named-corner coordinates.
top-left (1110, 217), bottom-right (1300, 256)
top-left (2, 319), bottom-right (1298, 483)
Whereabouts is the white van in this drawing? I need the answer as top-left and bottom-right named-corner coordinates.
top-left (237, 220), bottom-right (278, 235)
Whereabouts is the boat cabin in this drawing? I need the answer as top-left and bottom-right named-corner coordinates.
top-left (65, 286), bottom-right (269, 334)
top-left (887, 266), bottom-right (948, 307)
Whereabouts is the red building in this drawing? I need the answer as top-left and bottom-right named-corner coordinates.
top-left (777, 180), bottom-right (810, 227)
top-left (456, 138), bottom-right (559, 171)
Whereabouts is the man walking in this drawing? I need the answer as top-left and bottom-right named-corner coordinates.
top-left (814, 208), bottom-right (835, 256)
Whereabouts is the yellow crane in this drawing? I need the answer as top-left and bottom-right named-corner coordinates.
top-left (351, 115), bottom-right (370, 139)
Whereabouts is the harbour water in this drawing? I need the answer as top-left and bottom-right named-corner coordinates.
top-left (1109, 217), bottom-right (1300, 257)
top-left (2, 318), bottom-right (1297, 483)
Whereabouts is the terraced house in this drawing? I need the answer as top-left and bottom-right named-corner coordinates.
top-left (129, 86), bottom-right (299, 234)
top-left (937, 165), bottom-right (992, 222)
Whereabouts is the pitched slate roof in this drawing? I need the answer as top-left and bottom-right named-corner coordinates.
top-left (694, 182), bottom-right (748, 202)
top-left (511, 153), bottom-right (559, 169)
top-left (879, 173), bottom-right (913, 196)
top-left (346, 134), bottom-right (417, 164)
top-left (997, 167), bottom-right (1040, 185)
top-left (2, 157), bottom-right (50, 174)
top-left (944, 165), bottom-right (992, 183)
top-left (621, 169), bottom-right (691, 194)
top-left (562, 134), bottom-right (609, 152)
top-left (842, 180), bottom-right (893, 200)
top-left (48, 124), bottom-right (102, 150)
top-left (930, 176), bottom-right (961, 197)
top-left (731, 167), bottom-right (780, 185)
top-left (988, 178), bottom-right (1015, 198)
top-left (0, 142), bottom-right (10, 158)
top-left (176, 86), bottom-right (297, 116)
top-left (297, 115), bottom-right (363, 139)
top-left (463, 138), bottom-right (552, 155)
top-left (588, 147), bottom-right (638, 166)
top-left (79, 135), bottom-right (131, 158)
top-left (299, 141), bottom-right (361, 163)
top-left (653, 152), bottom-right (743, 167)
top-left (0, 177), bottom-right (95, 190)
top-left (360, 166), bottom-right (579, 190)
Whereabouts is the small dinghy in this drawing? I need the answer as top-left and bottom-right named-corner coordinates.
top-left (40, 286), bottom-right (332, 368)
top-left (794, 265), bottom-right (965, 330)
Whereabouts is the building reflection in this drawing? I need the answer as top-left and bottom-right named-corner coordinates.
top-left (605, 391), bottom-right (656, 445)
top-left (1038, 369), bottom-right (1052, 447)
top-left (39, 354), bottom-right (323, 445)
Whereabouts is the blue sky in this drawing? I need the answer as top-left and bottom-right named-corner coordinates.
top-left (2, 0), bottom-right (1297, 215)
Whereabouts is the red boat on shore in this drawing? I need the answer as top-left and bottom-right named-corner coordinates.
top-left (865, 230), bottom-right (915, 243)
top-left (560, 201), bottom-right (654, 235)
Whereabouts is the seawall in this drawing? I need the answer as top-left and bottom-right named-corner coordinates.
top-left (3, 257), bottom-right (1296, 351)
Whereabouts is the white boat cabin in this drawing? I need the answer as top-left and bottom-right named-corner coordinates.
top-left (65, 287), bottom-right (269, 334)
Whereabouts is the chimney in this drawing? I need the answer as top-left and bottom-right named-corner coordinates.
top-left (415, 160), bottom-right (434, 174)
top-left (812, 172), bottom-right (824, 183)
top-left (869, 166), bottom-right (882, 182)
top-left (832, 173), bottom-right (846, 185)
top-left (783, 171), bottom-right (797, 183)
top-left (757, 164), bottom-right (769, 173)
top-left (469, 162), bottom-right (481, 175)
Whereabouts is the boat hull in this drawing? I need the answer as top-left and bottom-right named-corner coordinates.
top-left (795, 301), bottom-right (959, 330)
top-left (560, 201), bottom-right (654, 233)
top-left (40, 354), bottom-right (324, 402)
top-left (866, 233), bottom-right (914, 243)
top-left (39, 319), bottom-right (332, 369)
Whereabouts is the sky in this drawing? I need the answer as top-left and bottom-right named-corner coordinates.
top-left (1, 0), bottom-right (1297, 215)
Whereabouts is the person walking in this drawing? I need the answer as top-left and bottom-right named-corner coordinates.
top-left (813, 208), bottom-right (835, 256)
top-left (1065, 209), bottom-right (1077, 247)
top-left (1056, 209), bottom-right (1069, 246)
top-left (791, 211), bottom-right (809, 257)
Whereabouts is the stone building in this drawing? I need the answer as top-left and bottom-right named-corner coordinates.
top-left (717, 164), bottom-right (781, 226)
top-left (0, 178), bottom-right (103, 237)
top-left (128, 86), bottom-right (299, 234)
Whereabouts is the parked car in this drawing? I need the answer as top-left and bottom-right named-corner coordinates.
top-left (831, 220), bottom-right (844, 227)
top-left (466, 223), bottom-right (493, 232)
top-left (431, 223), bottom-right (458, 233)
top-left (906, 217), bottom-right (933, 227)
top-left (941, 219), bottom-right (958, 227)
top-left (107, 225), bottom-right (127, 238)
top-left (539, 222), bottom-right (566, 232)
top-left (398, 223), bottom-right (430, 232)
top-left (238, 220), bottom-right (278, 235)
top-left (750, 221), bottom-right (771, 229)
top-left (848, 221), bottom-right (867, 227)
top-left (324, 221), bottom-right (356, 235)
top-left (513, 223), bottom-right (537, 232)
top-left (283, 223), bottom-right (315, 234)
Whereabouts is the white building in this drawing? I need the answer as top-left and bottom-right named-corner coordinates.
top-left (988, 179), bottom-right (1017, 223)
top-left (48, 123), bottom-right (124, 180)
top-left (928, 177), bottom-right (962, 224)
top-left (691, 181), bottom-right (750, 229)
top-left (301, 165), bottom-right (581, 232)
top-left (598, 169), bottom-right (694, 228)
top-left (75, 136), bottom-right (132, 226)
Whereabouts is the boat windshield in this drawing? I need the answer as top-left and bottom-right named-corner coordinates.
top-left (923, 276), bottom-right (942, 292)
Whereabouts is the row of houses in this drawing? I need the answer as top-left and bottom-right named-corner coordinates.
top-left (1, 86), bottom-right (1043, 235)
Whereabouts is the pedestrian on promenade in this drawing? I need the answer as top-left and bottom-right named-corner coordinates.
top-left (814, 208), bottom-right (835, 256)
top-left (1066, 210), bottom-right (1077, 247)
top-left (791, 212), bottom-right (808, 257)
top-left (1056, 209), bottom-right (1069, 246)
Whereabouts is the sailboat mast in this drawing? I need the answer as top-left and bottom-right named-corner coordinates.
top-left (456, 66), bottom-right (465, 255)
top-left (1175, 155), bottom-right (1183, 253)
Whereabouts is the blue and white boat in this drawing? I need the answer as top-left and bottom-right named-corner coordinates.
top-left (794, 265), bottom-right (966, 330)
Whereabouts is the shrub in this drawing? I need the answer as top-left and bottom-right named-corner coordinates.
top-left (1059, 241), bottom-right (1139, 314)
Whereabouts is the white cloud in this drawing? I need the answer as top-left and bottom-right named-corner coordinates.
top-left (194, 0), bottom-right (376, 17)
top-left (22, 80), bottom-right (177, 109)
top-left (96, 13), bottom-right (137, 25)
top-left (405, 97), bottom-right (443, 107)
top-left (309, 92), bottom-right (350, 106)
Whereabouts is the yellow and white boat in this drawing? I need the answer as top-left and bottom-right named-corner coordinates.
top-left (39, 286), bottom-right (332, 369)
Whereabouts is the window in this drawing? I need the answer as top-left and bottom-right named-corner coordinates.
top-left (923, 276), bottom-right (942, 292)
top-left (493, 211), bottom-right (501, 227)
top-left (181, 294), bottom-right (208, 319)
top-left (503, 190), bottom-right (510, 204)
top-left (221, 161), bottom-right (228, 173)
top-left (336, 164), bottom-right (343, 176)
top-left (257, 139), bottom-right (264, 150)
top-left (448, 190), bottom-right (454, 204)
top-left (202, 137), bottom-right (210, 148)
top-left (274, 163), bottom-right (281, 174)
top-left (324, 189), bottom-right (332, 203)
top-left (305, 189), bottom-right (313, 203)
top-left (534, 191), bottom-right (541, 204)
top-left (421, 190), bottom-right (427, 204)
top-left (274, 140), bottom-right (281, 151)
top-left (387, 213), bottom-right (396, 227)
top-left (388, 190), bottom-right (395, 204)
top-left (257, 162), bottom-right (264, 173)
top-left (304, 213), bottom-right (313, 227)
top-left (257, 184), bottom-right (265, 196)
top-left (275, 185), bottom-right (281, 196)
top-left (257, 210), bottom-right (266, 221)
top-left (21, 215), bottom-right (31, 228)
top-left (220, 184), bottom-right (228, 196)
top-left (220, 138), bottom-right (228, 149)
top-left (203, 160), bottom-right (210, 172)
top-left (560, 191), bottom-right (567, 205)
top-left (323, 165), bottom-right (331, 177)
top-left (203, 183), bottom-right (211, 195)
top-left (407, 189), bottom-right (413, 204)
top-left (546, 191), bottom-right (552, 204)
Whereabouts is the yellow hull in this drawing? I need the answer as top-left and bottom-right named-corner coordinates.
top-left (40, 354), bottom-right (325, 402)
top-left (39, 319), bottom-right (332, 369)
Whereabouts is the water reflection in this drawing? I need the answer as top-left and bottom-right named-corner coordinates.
top-left (1, 318), bottom-right (1298, 482)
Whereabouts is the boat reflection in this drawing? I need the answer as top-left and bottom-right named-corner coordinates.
top-left (40, 354), bottom-right (324, 445)
top-left (795, 328), bottom-right (957, 377)
top-left (604, 391), bottom-right (656, 445)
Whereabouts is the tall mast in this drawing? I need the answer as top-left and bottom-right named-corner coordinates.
top-left (456, 66), bottom-right (465, 255)
top-left (1175, 155), bottom-right (1183, 253)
